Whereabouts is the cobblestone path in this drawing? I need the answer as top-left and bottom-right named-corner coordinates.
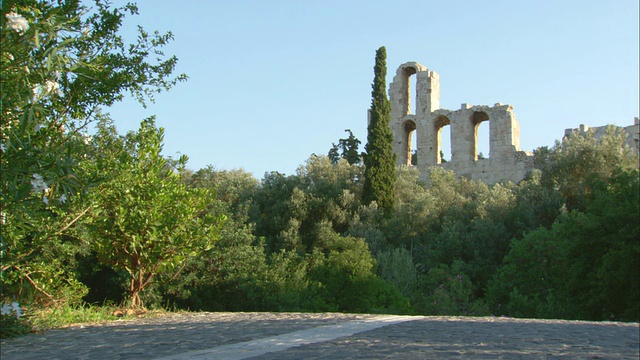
top-left (1, 312), bottom-right (638, 359)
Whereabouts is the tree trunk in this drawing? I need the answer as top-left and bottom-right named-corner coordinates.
top-left (129, 268), bottom-right (145, 309)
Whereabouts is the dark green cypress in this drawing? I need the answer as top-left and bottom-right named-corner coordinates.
top-left (362, 46), bottom-right (396, 213)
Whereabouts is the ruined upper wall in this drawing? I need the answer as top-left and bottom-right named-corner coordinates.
top-left (387, 61), bottom-right (534, 185)
top-left (389, 62), bottom-right (438, 119)
top-left (422, 103), bottom-right (533, 184)
top-left (564, 117), bottom-right (640, 155)
top-left (382, 61), bottom-right (637, 186)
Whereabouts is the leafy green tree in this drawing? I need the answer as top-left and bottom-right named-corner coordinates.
top-left (346, 202), bottom-right (387, 255)
top-left (164, 166), bottom-right (273, 311)
top-left (329, 129), bottom-right (362, 165)
top-left (485, 224), bottom-right (567, 319)
top-left (1, 0), bottom-right (185, 307)
top-left (82, 119), bottom-right (223, 308)
top-left (485, 126), bottom-right (639, 321)
top-left (415, 261), bottom-right (488, 316)
top-left (510, 169), bottom-right (564, 231)
top-left (243, 156), bottom-right (411, 313)
top-left (328, 144), bottom-right (340, 164)
top-left (308, 222), bottom-right (409, 313)
top-left (186, 166), bottom-right (259, 219)
top-left (533, 126), bottom-right (637, 212)
top-left (249, 171), bottom-right (304, 254)
top-left (250, 155), bottom-right (362, 255)
top-left (363, 46), bottom-right (396, 213)
top-left (487, 169), bottom-right (639, 321)
top-left (382, 166), bottom-right (433, 251)
top-left (294, 155), bottom-right (362, 242)
top-left (587, 169), bottom-right (639, 321)
top-left (382, 167), bottom-right (520, 303)
top-left (376, 247), bottom-right (417, 297)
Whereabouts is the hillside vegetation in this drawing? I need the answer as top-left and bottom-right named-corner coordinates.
top-left (1, 1), bottom-right (638, 338)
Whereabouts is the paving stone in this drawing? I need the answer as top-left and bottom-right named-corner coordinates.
top-left (1, 313), bottom-right (638, 360)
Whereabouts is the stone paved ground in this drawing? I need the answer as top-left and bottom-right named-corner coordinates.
top-left (1, 312), bottom-right (638, 359)
top-left (253, 316), bottom-right (640, 359)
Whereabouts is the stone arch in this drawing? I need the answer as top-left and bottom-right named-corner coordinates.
top-left (470, 111), bottom-right (490, 160)
top-left (402, 65), bottom-right (418, 115)
top-left (403, 119), bottom-right (417, 165)
top-left (434, 115), bottom-right (451, 164)
top-left (389, 62), bottom-right (438, 167)
top-left (395, 62), bottom-right (426, 116)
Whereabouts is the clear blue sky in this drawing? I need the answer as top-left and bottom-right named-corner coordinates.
top-left (106, 0), bottom-right (639, 178)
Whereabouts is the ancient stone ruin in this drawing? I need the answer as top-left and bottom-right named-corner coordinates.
top-left (383, 61), bottom-right (533, 184)
top-left (380, 61), bottom-right (639, 185)
top-left (564, 120), bottom-right (639, 153)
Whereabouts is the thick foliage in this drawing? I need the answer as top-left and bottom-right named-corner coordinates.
top-left (1, 0), bottom-right (184, 311)
top-left (534, 126), bottom-right (637, 212)
top-left (487, 169), bottom-right (639, 321)
top-left (328, 129), bottom-right (362, 165)
top-left (250, 156), bottom-right (362, 255)
top-left (81, 119), bottom-right (223, 308)
top-left (163, 160), bottom-right (408, 314)
top-left (415, 261), bottom-right (488, 316)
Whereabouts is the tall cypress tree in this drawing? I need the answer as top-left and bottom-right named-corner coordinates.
top-left (362, 46), bottom-right (396, 213)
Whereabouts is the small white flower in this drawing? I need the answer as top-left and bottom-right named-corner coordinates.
top-left (58, 194), bottom-right (67, 203)
top-left (0, 143), bottom-right (6, 152)
top-left (0, 303), bottom-right (11, 316)
top-left (7, 53), bottom-right (14, 61)
top-left (11, 302), bottom-right (22, 318)
top-left (31, 173), bottom-right (44, 184)
top-left (45, 80), bottom-right (60, 95)
top-left (5, 11), bottom-right (29, 35)
top-left (30, 173), bottom-right (49, 193)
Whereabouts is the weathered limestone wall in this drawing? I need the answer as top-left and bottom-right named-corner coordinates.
top-left (382, 61), bottom-right (637, 186)
top-left (428, 104), bottom-right (534, 184)
top-left (389, 62), bottom-right (439, 167)
top-left (387, 61), bottom-right (534, 185)
top-left (564, 117), bottom-right (640, 155)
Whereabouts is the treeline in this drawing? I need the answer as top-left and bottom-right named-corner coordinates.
top-left (75, 120), bottom-right (639, 321)
top-left (155, 125), bottom-right (637, 322)
top-left (5, 112), bottom-right (639, 322)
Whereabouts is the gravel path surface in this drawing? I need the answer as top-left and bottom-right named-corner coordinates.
top-left (1, 312), bottom-right (638, 359)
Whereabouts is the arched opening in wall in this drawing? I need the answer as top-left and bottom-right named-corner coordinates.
top-left (403, 120), bottom-right (417, 165)
top-left (470, 111), bottom-right (490, 160)
top-left (476, 122), bottom-right (490, 159)
top-left (410, 72), bottom-right (418, 115)
top-left (440, 126), bottom-right (451, 162)
top-left (434, 115), bottom-right (451, 164)
top-left (403, 66), bottom-right (418, 115)
top-left (411, 129), bottom-right (418, 165)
